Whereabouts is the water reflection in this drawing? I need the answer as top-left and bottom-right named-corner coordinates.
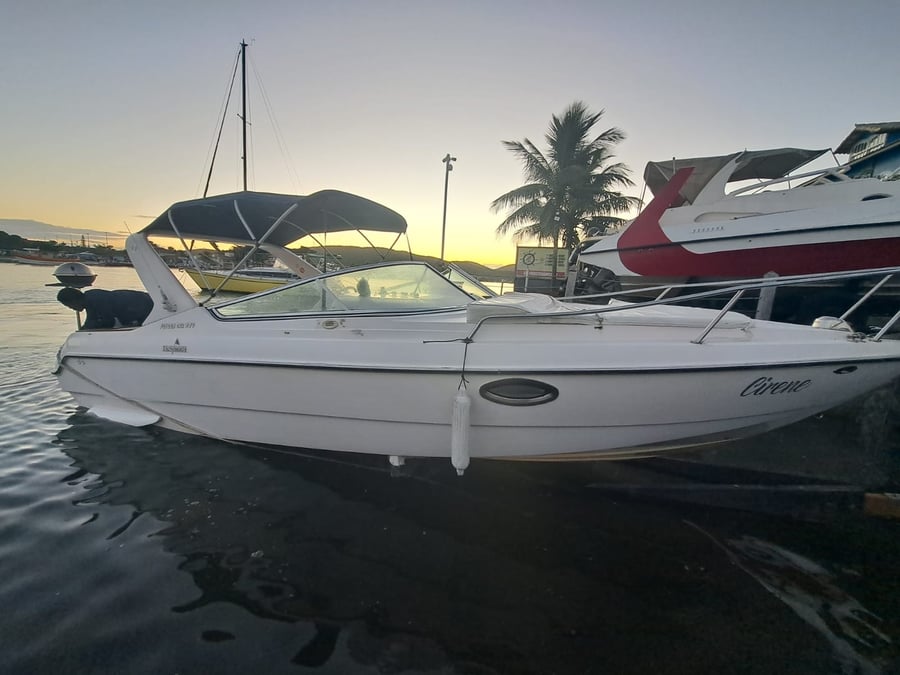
top-left (730, 536), bottom-right (891, 675)
top-left (688, 523), bottom-right (893, 675)
top-left (53, 412), bottom-right (900, 674)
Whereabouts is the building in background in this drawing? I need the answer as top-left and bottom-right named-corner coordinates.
top-left (835, 121), bottom-right (900, 179)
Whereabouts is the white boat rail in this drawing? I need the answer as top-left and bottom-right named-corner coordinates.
top-left (727, 163), bottom-right (853, 197)
top-left (469, 266), bottom-right (900, 345)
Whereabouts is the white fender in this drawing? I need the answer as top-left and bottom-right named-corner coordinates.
top-left (451, 390), bottom-right (471, 475)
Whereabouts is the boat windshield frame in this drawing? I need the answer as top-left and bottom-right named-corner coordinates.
top-left (211, 261), bottom-right (480, 319)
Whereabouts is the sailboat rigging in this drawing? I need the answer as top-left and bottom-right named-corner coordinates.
top-left (204, 40), bottom-right (249, 197)
top-left (183, 41), bottom-right (411, 296)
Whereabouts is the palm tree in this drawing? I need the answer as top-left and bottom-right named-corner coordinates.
top-left (491, 102), bottom-right (641, 289)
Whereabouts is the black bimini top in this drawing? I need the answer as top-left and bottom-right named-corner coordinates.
top-left (140, 189), bottom-right (408, 247)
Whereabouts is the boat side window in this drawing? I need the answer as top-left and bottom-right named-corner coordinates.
top-left (214, 278), bottom-right (345, 316)
top-left (213, 262), bottom-right (478, 317)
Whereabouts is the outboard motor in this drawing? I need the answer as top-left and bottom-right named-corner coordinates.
top-left (811, 316), bottom-right (853, 332)
top-left (51, 262), bottom-right (97, 288)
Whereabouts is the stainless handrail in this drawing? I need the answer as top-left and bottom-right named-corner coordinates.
top-left (727, 164), bottom-right (852, 197)
top-left (469, 266), bottom-right (900, 344)
top-left (840, 273), bottom-right (894, 321)
top-left (562, 266), bottom-right (900, 305)
top-left (691, 290), bottom-right (746, 344)
top-left (875, 309), bottom-right (900, 340)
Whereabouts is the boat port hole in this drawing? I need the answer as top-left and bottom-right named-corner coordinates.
top-left (479, 378), bottom-right (559, 406)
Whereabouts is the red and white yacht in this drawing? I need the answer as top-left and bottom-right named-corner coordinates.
top-left (577, 148), bottom-right (900, 296)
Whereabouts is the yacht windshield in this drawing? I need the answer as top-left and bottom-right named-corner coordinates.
top-left (213, 261), bottom-right (479, 318)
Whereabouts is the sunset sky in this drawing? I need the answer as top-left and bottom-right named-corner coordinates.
top-left (3, 0), bottom-right (899, 264)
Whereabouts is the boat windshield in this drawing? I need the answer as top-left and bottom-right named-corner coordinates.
top-left (441, 263), bottom-right (498, 299)
top-left (212, 261), bottom-right (479, 318)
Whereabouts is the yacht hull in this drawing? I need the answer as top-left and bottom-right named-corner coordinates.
top-left (56, 315), bottom-right (900, 461)
top-left (581, 222), bottom-right (900, 294)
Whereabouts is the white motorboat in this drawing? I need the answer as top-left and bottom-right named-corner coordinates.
top-left (53, 189), bottom-right (900, 474)
top-left (577, 148), bottom-right (900, 296)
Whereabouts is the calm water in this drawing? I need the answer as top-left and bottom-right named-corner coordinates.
top-left (2, 262), bottom-right (900, 674)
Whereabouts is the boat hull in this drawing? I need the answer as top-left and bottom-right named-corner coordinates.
top-left (56, 316), bottom-right (900, 461)
top-left (183, 269), bottom-right (292, 293)
top-left (14, 254), bottom-right (77, 266)
top-left (582, 227), bottom-right (900, 295)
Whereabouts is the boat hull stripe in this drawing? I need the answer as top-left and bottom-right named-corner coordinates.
top-left (60, 354), bottom-right (900, 375)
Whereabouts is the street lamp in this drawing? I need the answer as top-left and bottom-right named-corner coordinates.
top-left (440, 153), bottom-right (456, 261)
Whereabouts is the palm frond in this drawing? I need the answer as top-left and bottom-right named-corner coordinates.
top-left (493, 101), bottom-right (638, 252)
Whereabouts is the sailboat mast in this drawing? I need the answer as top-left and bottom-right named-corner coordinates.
top-left (201, 41), bottom-right (247, 198)
top-left (241, 39), bottom-right (248, 191)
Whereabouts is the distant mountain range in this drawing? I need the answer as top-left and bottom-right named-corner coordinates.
top-left (0, 219), bottom-right (127, 246)
top-left (297, 245), bottom-right (515, 280)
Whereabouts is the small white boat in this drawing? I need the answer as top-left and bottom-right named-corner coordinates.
top-left (54, 189), bottom-right (900, 474)
top-left (577, 148), bottom-right (900, 295)
top-left (14, 251), bottom-right (78, 266)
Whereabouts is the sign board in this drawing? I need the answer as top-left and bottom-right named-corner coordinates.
top-left (515, 246), bottom-right (569, 279)
top-left (514, 246), bottom-right (569, 294)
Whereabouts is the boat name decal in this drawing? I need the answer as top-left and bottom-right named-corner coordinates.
top-left (161, 322), bottom-right (195, 330)
top-left (740, 376), bottom-right (811, 397)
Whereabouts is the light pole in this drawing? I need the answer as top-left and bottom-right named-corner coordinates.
top-left (440, 153), bottom-right (456, 261)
